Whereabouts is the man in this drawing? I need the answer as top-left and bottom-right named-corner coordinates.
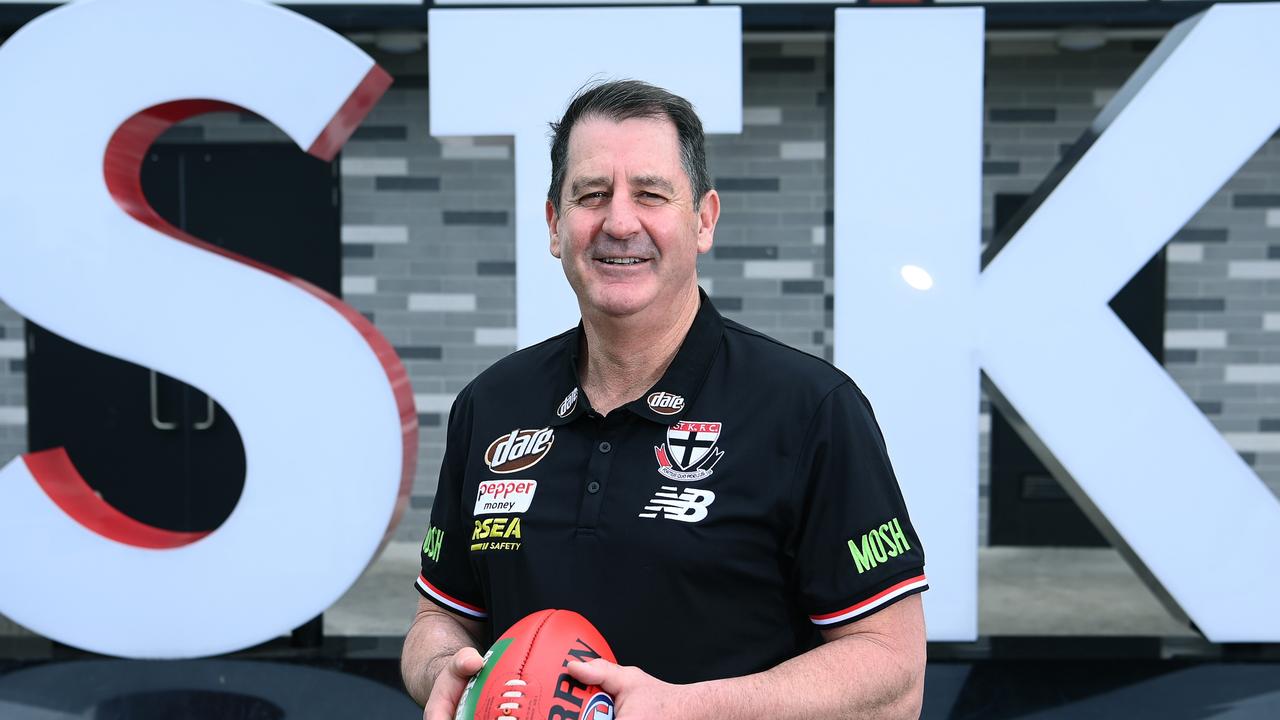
top-left (402, 80), bottom-right (928, 720)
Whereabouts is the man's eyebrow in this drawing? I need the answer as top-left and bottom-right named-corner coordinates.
top-left (568, 176), bottom-right (611, 197)
top-left (631, 175), bottom-right (676, 194)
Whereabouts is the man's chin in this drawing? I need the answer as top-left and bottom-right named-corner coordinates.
top-left (584, 288), bottom-right (656, 320)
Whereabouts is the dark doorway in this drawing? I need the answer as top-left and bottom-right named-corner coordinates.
top-left (25, 142), bottom-right (341, 534)
top-left (987, 192), bottom-right (1167, 546)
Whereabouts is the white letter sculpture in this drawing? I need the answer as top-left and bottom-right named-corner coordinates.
top-left (836, 4), bottom-right (1280, 642)
top-left (0, 0), bottom-right (415, 657)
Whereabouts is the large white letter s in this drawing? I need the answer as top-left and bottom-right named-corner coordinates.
top-left (0, 0), bottom-right (414, 657)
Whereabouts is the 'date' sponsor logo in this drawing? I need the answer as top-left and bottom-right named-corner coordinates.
top-left (556, 388), bottom-right (579, 418)
top-left (646, 391), bottom-right (685, 416)
top-left (485, 428), bottom-right (554, 474)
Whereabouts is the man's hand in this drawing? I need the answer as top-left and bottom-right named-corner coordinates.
top-left (564, 595), bottom-right (925, 720)
top-left (402, 598), bottom-right (487, 708)
top-left (567, 659), bottom-right (692, 720)
top-left (423, 647), bottom-right (485, 720)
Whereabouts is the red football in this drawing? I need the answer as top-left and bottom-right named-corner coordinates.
top-left (456, 609), bottom-right (617, 720)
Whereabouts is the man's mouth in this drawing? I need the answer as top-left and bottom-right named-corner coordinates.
top-left (596, 257), bottom-right (649, 266)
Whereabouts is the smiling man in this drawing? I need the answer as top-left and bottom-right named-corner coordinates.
top-left (402, 81), bottom-right (928, 720)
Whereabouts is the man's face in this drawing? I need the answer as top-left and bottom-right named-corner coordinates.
top-left (547, 115), bottom-right (719, 320)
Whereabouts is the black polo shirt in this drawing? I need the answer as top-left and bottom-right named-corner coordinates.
top-left (416, 293), bottom-right (927, 684)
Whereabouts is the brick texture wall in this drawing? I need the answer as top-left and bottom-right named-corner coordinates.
top-left (0, 36), bottom-right (1276, 548)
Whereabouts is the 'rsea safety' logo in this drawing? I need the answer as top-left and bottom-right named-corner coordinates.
top-left (484, 428), bottom-right (554, 474)
top-left (471, 517), bottom-right (521, 552)
top-left (647, 391), bottom-right (684, 416)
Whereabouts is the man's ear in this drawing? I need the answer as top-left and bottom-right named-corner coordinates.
top-left (546, 199), bottom-right (562, 258)
top-left (696, 189), bottom-right (721, 255)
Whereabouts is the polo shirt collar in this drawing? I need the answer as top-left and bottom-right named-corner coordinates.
top-left (548, 289), bottom-right (724, 427)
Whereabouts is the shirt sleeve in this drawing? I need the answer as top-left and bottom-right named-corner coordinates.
top-left (415, 385), bottom-right (488, 620)
top-left (789, 381), bottom-right (927, 628)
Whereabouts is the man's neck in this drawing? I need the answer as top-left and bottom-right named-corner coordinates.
top-left (579, 287), bottom-right (701, 416)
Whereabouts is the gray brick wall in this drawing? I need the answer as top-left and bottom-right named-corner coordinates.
top-left (0, 35), bottom-right (1275, 550)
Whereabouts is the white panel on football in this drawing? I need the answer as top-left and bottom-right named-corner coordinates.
top-left (0, 0), bottom-right (405, 657)
top-left (429, 8), bottom-right (742, 348)
top-left (976, 3), bottom-right (1280, 642)
top-left (834, 7), bottom-right (985, 642)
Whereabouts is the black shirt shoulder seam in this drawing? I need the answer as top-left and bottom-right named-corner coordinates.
top-left (722, 319), bottom-right (855, 384)
top-left (786, 379), bottom-right (856, 518)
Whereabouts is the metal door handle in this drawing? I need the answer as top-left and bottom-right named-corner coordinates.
top-left (193, 395), bottom-right (216, 431)
top-left (149, 371), bottom-right (178, 431)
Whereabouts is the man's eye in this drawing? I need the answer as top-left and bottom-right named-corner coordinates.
top-left (636, 192), bottom-right (666, 206)
top-left (578, 192), bottom-right (609, 207)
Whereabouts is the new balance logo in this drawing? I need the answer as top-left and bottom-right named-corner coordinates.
top-left (638, 487), bottom-right (716, 523)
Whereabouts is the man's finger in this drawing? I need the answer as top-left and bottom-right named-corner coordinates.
top-left (566, 658), bottom-right (620, 691)
top-left (453, 647), bottom-right (485, 676)
top-left (424, 648), bottom-right (486, 720)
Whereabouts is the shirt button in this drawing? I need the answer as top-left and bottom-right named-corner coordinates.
top-left (598, 441), bottom-right (612, 453)
top-left (587, 481), bottom-right (601, 494)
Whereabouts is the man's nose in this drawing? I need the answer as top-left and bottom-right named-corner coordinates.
top-left (602, 193), bottom-right (642, 239)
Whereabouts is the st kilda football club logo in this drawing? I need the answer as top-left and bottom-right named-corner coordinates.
top-left (654, 420), bottom-right (724, 481)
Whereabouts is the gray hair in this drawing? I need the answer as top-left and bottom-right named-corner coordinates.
top-left (547, 79), bottom-right (712, 214)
